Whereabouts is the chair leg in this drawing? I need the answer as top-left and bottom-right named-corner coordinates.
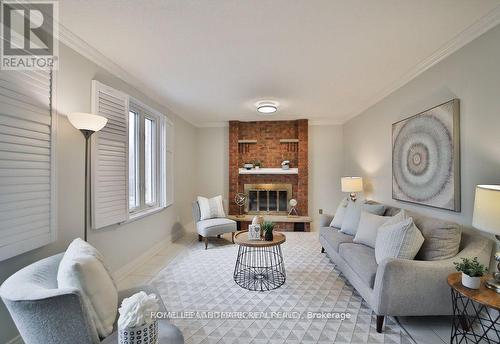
top-left (204, 237), bottom-right (208, 250)
top-left (231, 232), bottom-right (235, 243)
top-left (321, 247), bottom-right (325, 253)
top-left (198, 234), bottom-right (202, 242)
top-left (376, 315), bottom-right (384, 333)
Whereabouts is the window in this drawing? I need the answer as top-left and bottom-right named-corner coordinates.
top-left (128, 111), bottom-right (139, 210)
top-left (128, 100), bottom-right (166, 216)
top-left (92, 81), bottom-right (173, 228)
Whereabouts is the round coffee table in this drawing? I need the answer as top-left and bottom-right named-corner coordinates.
top-left (233, 231), bottom-right (286, 291)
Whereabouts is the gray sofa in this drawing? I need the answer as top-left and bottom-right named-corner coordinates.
top-left (0, 253), bottom-right (184, 344)
top-left (319, 203), bottom-right (493, 333)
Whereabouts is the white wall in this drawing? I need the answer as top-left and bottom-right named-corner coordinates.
top-left (343, 24), bottom-right (500, 227)
top-left (309, 124), bottom-right (344, 230)
top-left (0, 43), bottom-right (198, 344)
top-left (196, 127), bottom-right (229, 200)
top-left (194, 124), bottom-right (345, 231)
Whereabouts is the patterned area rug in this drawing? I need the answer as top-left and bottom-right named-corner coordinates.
top-left (150, 232), bottom-right (414, 344)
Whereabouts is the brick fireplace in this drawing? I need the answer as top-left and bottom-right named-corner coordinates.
top-left (228, 119), bottom-right (309, 231)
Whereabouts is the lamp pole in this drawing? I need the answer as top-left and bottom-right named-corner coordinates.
top-left (81, 130), bottom-right (94, 242)
top-left (67, 113), bottom-right (108, 242)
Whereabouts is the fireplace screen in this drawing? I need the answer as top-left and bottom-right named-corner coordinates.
top-left (244, 184), bottom-right (292, 214)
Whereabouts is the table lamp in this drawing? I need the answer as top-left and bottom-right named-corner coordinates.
top-left (341, 177), bottom-right (363, 202)
top-left (472, 185), bottom-right (500, 292)
top-left (67, 113), bottom-right (108, 241)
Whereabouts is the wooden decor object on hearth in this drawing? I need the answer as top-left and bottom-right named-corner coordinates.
top-left (238, 140), bottom-right (256, 154)
top-left (280, 139), bottom-right (299, 153)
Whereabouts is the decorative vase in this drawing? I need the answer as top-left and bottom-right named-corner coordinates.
top-left (461, 273), bottom-right (481, 289)
top-left (119, 320), bottom-right (158, 344)
top-left (265, 230), bottom-right (273, 241)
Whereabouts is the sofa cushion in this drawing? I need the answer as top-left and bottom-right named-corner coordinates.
top-left (330, 198), bottom-right (348, 228)
top-left (197, 218), bottom-right (236, 237)
top-left (353, 211), bottom-right (391, 248)
top-left (339, 243), bottom-right (378, 288)
top-left (319, 227), bottom-right (353, 252)
top-left (375, 217), bottom-right (424, 264)
top-left (408, 211), bottom-right (462, 261)
top-left (340, 202), bottom-right (386, 236)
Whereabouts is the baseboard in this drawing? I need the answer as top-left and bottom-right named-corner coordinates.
top-left (5, 335), bottom-right (23, 344)
top-left (113, 233), bottom-right (173, 282)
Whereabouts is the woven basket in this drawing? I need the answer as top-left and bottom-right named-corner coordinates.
top-left (118, 321), bottom-right (158, 344)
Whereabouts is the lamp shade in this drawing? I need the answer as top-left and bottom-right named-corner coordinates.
top-left (67, 113), bottom-right (107, 132)
top-left (341, 177), bottom-right (363, 193)
top-left (472, 185), bottom-right (500, 235)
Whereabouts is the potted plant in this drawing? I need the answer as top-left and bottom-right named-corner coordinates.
top-left (253, 160), bottom-right (261, 169)
top-left (262, 221), bottom-right (275, 241)
top-left (454, 257), bottom-right (487, 289)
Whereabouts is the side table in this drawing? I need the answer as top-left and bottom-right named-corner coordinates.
top-left (448, 272), bottom-right (500, 343)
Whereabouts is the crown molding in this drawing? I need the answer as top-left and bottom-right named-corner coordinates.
top-left (340, 5), bottom-right (500, 124)
top-left (196, 121), bottom-right (229, 128)
top-left (195, 119), bottom-right (343, 128)
top-left (309, 119), bottom-right (343, 126)
top-left (57, 23), bottom-right (199, 127)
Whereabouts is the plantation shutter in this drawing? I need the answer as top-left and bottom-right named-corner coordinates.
top-left (91, 80), bottom-right (129, 229)
top-left (165, 118), bottom-right (174, 207)
top-left (0, 70), bottom-right (56, 261)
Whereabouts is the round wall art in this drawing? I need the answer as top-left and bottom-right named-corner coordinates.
top-left (392, 99), bottom-right (460, 212)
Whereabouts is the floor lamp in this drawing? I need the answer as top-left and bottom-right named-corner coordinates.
top-left (67, 113), bottom-right (108, 242)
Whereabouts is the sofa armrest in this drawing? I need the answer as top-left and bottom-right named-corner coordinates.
top-left (372, 236), bottom-right (493, 316)
top-left (319, 214), bottom-right (334, 227)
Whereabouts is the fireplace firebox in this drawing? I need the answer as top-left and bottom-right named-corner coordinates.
top-left (244, 184), bottom-right (292, 214)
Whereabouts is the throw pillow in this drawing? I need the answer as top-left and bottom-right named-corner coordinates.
top-left (329, 198), bottom-right (348, 228)
top-left (375, 217), bottom-right (425, 264)
top-left (57, 238), bottom-right (118, 338)
top-left (197, 195), bottom-right (226, 220)
top-left (340, 201), bottom-right (386, 236)
top-left (407, 211), bottom-right (462, 261)
top-left (353, 211), bottom-right (390, 248)
top-left (380, 209), bottom-right (407, 227)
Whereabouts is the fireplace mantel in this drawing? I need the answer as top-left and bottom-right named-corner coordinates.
top-left (238, 168), bottom-right (298, 175)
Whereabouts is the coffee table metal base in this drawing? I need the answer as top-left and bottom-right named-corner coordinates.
top-left (233, 245), bottom-right (286, 291)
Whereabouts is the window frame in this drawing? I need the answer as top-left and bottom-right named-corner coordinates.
top-left (128, 98), bottom-right (167, 218)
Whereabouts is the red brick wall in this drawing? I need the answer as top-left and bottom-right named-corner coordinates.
top-left (229, 121), bottom-right (239, 214)
top-left (238, 121), bottom-right (298, 168)
top-left (228, 120), bottom-right (308, 216)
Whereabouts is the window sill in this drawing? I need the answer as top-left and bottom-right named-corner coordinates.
top-left (123, 206), bottom-right (166, 225)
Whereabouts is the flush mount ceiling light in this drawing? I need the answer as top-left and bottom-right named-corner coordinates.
top-left (256, 100), bottom-right (279, 114)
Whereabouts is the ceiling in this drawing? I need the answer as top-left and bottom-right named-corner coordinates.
top-left (59, 0), bottom-right (500, 126)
